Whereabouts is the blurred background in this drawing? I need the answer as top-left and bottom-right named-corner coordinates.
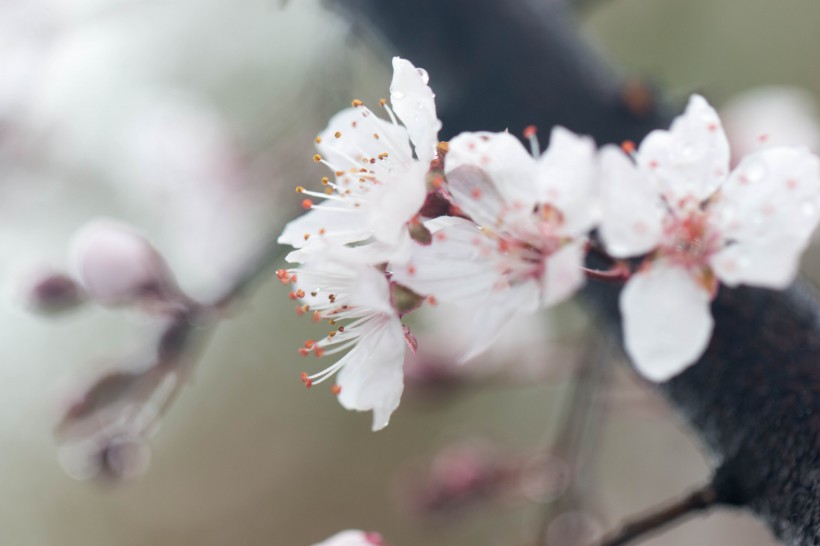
top-left (2, 0), bottom-right (819, 544)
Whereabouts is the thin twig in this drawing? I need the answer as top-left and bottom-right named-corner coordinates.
top-left (597, 484), bottom-right (718, 546)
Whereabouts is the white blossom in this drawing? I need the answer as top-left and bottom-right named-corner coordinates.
top-left (312, 530), bottom-right (386, 546)
top-left (600, 94), bottom-right (820, 380)
top-left (279, 244), bottom-right (407, 431)
top-left (279, 57), bottom-right (441, 251)
top-left (393, 127), bottom-right (597, 360)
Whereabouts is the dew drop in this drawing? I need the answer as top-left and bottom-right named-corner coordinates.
top-left (680, 142), bottom-right (696, 160)
top-left (390, 86), bottom-right (405, 100)
top-left (416, 68), bottom-right (430, 84)
top-left (744, 159), bottom-right (767, 183)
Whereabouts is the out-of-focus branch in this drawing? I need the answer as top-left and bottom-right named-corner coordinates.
top-left (596, 484), bottom-right (718, 546)
top-left (535, 337), bottom-right (608, 546)
top-left (55, 234), bottom-right (285, 480)
top-left (331, 1), bottom-right (820, 545)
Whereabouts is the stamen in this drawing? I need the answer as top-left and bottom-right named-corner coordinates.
top-left (523, 125), bottom-right (540, 156)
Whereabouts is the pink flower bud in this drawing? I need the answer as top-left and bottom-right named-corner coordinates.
top-left (70, 219), bottom-right (174, 306)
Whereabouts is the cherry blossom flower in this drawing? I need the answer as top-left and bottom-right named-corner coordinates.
top-left (600, 94), bottom-right (820, 380)
top-left (393, 127), bottom-right (597, 359)
top-left (312, 530), bottom-right (386, 546)
top-left (278, 57), bottom-right (441, 251)
top-left (279, 244), bottom-right (409, 431)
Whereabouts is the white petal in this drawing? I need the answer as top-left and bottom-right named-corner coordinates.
top-left (459, 282), bottom-right (539, 362)
top-left (336, 317), bottom-right (406, 431)
top-left (540, 239), bottom-right (586, 307)
top-left (390, 57), bottom-right (441, 164)
top-left (277, 205), bottom-right (371, 249)
top-left (317, 107), bottom-right (412, 182)
top-left (390, 218), bottom-right (504, 303)
top-left (366, 161), bottom-right (427, 246)
top-left (313, 530), bottom-right (383, 546)
top-left (638, 95), bottom-right (730, 206)
top-left (599, 146), bottom-right (665, 258)
top-left (620, 264), bottom-right (714, 381)
top-left (536, 126), bottom-right (599, 236)
top-left (709, 147), bottom-right (820, 288)
top-left (446, 131), bottom-right (538, 213)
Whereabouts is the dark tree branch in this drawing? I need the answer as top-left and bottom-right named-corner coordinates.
top-left (330, 1), bottom-right (820, 544)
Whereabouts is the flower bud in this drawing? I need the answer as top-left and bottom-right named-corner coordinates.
top-left (69, 219), bottom-right (175, 306)
top-left (21, 269), bottom-right (84, 314)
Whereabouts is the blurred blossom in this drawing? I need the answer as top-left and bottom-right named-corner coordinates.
top-left (69, 218), bottom-right (179, 306)
top-left (313, 530), bottom-right (387, 546)
top-left (397, 440), bottom-right (530, 516)
top-left (721, 86), bottom-right (820, 160)
top-left (54, 352), bottom-right (181, 481)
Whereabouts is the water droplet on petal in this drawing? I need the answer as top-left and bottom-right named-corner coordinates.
top-left (744, 159), bottom-right (768, 183)
top-left (680, 142), bottom-right (696, 160)
top-left (416, 68), bottom-right (430, 84)
top-left (390, 86), bottom-right (405, 100)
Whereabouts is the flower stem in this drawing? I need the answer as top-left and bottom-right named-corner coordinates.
top-left (581, 261), bottom-right (631, 284)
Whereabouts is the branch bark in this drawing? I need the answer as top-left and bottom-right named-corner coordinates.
top-left (330, 1), bottom-right (820, 544)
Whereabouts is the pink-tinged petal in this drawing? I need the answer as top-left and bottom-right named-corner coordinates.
top-left (620, 264), bottom-right (714, 382)
top-left (367, 161), bottom-right (428, 246)
top-left (540, 239), bottom-right (586, 307)
top-left (599, 146), bottom-right (665, 258)
top-left (638, 95), bottom-right (730, 207)
top-left (278, 205), bottom-right (371, 249)
top-left (536, 126), bottom-right (599, 236)
top-left (390, 218), bottom-right (504, 303)
top-left (390, 57), bottom-right (442, 164)
top-left (709, 147), bottom-right (820, 288)
top-left (313, 530), bottom-right (385, 546)
top-left (446, 131), bottom-right (538, 213)
top-left (459, 282), bottom-right (539, 362)
top-left (336, 316), bottom-right (406, 431)
top-left (317, 108), bottom-right (412, 184)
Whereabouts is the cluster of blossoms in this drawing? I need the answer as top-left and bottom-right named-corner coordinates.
top-left (278, 57), bottom-right (820, 428)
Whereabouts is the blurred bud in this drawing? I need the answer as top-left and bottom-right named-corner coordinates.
top-left (69, 219), bottom-right (177, 306)
top-left (58, 434), bottom-right (151, 482)
top-left (21, 269), bottom-right (84, 314)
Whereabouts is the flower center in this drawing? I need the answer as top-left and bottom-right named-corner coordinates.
top-left (660, 208), bottom-right (721, 268)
